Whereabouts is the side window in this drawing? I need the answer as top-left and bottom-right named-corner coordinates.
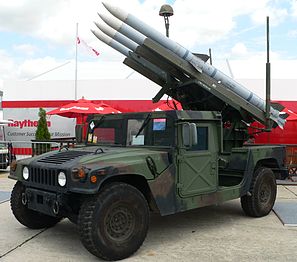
top-left (191, 127), bottom-right (208, 151)
top-left (127, 119), bottom-right (145, 145)
top-left (126, 117), bottom-right (173, 147)
top-left (152, 118), bottom-right (171, 146)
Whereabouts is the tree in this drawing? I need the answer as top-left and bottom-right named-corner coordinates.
top-left (35, 108), bottom-right (51, 155)
top-left (35, 108), bottom-right (51, 140)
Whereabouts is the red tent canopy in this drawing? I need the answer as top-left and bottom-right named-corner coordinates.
top-left (251, 106), bottom-right (297, 145)
top-left (47, 98), bottom-right (121, 142)
top-left (153, 100), bottom-right (182, 111)
top-left (47, 98), bottom-right (121, 118)
top-left (282, 107), bottom-right (297, 121)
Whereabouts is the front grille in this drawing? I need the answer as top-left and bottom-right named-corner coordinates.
top-left (37, 150), bottom-right (91, 164)
top-left (29, 167), bottom-right (58, 187)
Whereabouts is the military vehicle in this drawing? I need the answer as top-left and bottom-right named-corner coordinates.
top-left (9, 3), bottom-right (288, 261)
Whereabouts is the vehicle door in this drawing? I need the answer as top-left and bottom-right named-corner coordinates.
top-left (177, 122), bottom-right (218, 198)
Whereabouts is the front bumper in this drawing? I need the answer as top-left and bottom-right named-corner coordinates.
top-left (25, 188), bottom-right (63, 217)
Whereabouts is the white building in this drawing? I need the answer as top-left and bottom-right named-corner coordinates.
top-left (3, 59), bottom-right (297, 142)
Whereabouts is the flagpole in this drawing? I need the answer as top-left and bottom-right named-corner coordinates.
top-left (75, 22), bottom-right (78, 100)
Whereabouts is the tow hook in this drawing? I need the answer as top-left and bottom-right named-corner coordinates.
top-left (21, 193), bottom-right (27, 205)
top-left (52, 201), bottom-right (60, 215)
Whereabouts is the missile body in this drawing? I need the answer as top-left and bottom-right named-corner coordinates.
top-left (92, 26), bottom-right (167, 82)
top-left (95, 21), bottom-right (138, 51)
top-left (100, 2), bottom-right (285, 128)
top-left (98, 13), bottom-right (146, 46)
top-left (91, 29), bottom-right (130, 56)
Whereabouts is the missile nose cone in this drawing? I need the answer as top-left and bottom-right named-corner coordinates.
top-left (91, 29), bottom-right (111, 44)
top-left (102, 1), bottom-right (128, 21)
top-left (94, 21), bottom-right (100, 28)
top-left (101, 1), bottom-right (112, 10)
top-left (94, 21), bottom-right (102, 31)
top-left (98, 12), bottom-right (123, 31)
top-left (95, 21), bottom-right (117, 39)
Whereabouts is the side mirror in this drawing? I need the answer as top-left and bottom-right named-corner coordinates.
top-left (182, 123), bottom-right (198, 147)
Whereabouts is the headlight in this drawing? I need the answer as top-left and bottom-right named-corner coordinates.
top-left (58, 172), bottom-right (67, 187)
top-left (22, 166), bottom-right (29, 180)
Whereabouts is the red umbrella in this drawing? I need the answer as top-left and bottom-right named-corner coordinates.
top-left (47, 98), bottom-right (121, 118)
top-left (47, 98), bottom-right (121, 142)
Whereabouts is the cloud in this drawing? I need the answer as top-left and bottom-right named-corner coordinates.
top-left (0, 0), bottom-right (284, 47)
top-left (0, 0), bottom-right (100, 45)
top-left (228, 41), bottom-right (281, 62)
top-left (133, 0), bottom-right (286, 48)
top-left (292, 0), bottom-right (297, 16)
top-left (251, 6), bottom-right (288, 25)
top-left (231, 43), bottom-right (248, 57)
top-left (13, 44), bottom-right (39, 56)
top-left (0, 50), bottom-right (17, 78)
top-left (0, 0), bottom-right (295, 87)
top-left (16, 57), bottom-right (66, 80)
top-left (0, 0), bottom-right (59, 33)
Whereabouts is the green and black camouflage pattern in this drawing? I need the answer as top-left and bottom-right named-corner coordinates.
top-left (9, 110), bottom-right (287, 217)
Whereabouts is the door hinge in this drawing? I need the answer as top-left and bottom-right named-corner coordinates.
top-left (177, 156), bottom-right (184, 162)
top-left (176, 183), bottom-right (183, 188)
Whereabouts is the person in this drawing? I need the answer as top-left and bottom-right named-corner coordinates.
top-left (7, 142), bottom-right (16, 164)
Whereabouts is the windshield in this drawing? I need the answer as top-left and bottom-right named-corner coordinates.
top-left (87, 115), bottom-right (174, 147)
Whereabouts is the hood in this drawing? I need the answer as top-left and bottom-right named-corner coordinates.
top-left (30, 146), bottom-right (171, 177)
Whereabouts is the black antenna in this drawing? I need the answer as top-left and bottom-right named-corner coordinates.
top-left (265, 16), bottom-right (271, 130)
top-left (209, 48), bottom-right (212, 65)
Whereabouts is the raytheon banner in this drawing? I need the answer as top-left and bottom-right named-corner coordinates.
top-left (4, 108), bottom-right (75, 141)
top-left (8, 119), bottom-right (51, 129)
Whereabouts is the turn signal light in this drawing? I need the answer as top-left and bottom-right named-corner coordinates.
top-left (72, 167), bottom-right (87, 180)
top-left (90, 175), bottom-right (97, 183)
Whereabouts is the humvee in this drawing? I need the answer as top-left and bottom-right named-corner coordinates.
top-left (9, 110), bottom-right (286, 260)
top-left (9, 3), bottom-right (288, 260)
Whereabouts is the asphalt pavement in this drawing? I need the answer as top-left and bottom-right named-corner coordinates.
top-left (1, 171), bottom-right (297, 262)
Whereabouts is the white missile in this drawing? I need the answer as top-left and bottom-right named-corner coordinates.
top-left (101, 2), bottom-right (285, 128)
top-left (94, 21), bottom-right (138, 51)
top-left (92, 27), bottom-right (167, 83)
top-left (91, 29), bottom-right (130, 56)
top-left (98, 13), bottom-right (145, 46)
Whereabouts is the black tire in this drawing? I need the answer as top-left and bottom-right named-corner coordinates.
top-left (241, 167), bottom-right (277, 217)
top-left (10, 181), bottom-right (62, 229)
top-left (78, 182), bottom-right (149, 261)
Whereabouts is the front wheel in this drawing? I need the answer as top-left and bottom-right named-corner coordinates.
top-left (10, 181), bottom-right (62, 229)
top-left (241, 167), bottom-right (277, 217)
top-left (78, 182), bottom-right (149, 261)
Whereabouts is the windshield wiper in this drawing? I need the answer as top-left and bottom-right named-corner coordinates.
top-left (135, 113), bottom-right (151, 138)
top-left (94, 115), bottom-right (105, 128)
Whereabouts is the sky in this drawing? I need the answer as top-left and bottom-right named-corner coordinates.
top-left (0, 0), bottom-right (297, 88)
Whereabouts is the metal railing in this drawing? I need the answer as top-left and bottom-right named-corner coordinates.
top-left (285, 144), bottom-right (297, 175)
top-left (0, 138), bottom-right (77, 170)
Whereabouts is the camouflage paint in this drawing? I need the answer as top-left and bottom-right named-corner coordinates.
top-left (9, 110), bottom-right (287, 217)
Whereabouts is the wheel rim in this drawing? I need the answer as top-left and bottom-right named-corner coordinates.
top-left (104, 205), bottom-right (135, 242)
top-left (259, 183), bottom-right (272, 204)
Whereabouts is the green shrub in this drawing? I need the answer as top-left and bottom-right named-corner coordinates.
top-left (35, 108), bottom-right (51, 155)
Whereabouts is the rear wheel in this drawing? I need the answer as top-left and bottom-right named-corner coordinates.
top-left (10, 181), bottom-right (62, 229)
top-left (78, 182), bottom-right (149, 261)
top-left (241, 167), bottom-right (276, 217)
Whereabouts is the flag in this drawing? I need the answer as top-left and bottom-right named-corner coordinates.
top-left (77, 37), bottom-right (100, 56)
